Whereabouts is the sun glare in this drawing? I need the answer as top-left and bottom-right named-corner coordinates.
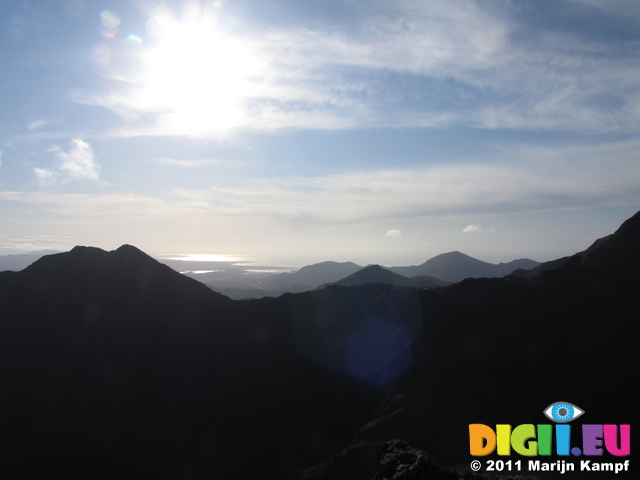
top-left (136, 6), bottom-right (267, 135)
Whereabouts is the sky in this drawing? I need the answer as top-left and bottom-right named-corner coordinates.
top-left (1, 0), bottom-right (639, 267)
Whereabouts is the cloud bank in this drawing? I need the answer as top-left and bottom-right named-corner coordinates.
top-left (9, 138), bottom-right (639, 229)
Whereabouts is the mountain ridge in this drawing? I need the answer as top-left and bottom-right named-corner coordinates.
top-left (326, 264), bottom-right (448, 289)
top-left (1, 247), bottom-right (539, 297)
top-left (390, 250), bottom-right (540, 283)
top-left (331, 264), bottom-right (419, 288)
top-left (259, 260), bottom-right (362, 292)
top-left (20, 243), bottom-right (228, 303)
top-left (511, 209), bottom-right (640, 280)
top-left (184, 253), bottom-right (539, 298)
top-left (0, 213), bottom-right (637, 478)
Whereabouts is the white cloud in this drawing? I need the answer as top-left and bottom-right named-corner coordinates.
top-left (33, 167), bottom-right (58, 188)
top-left (55, 138), bottom-right (99, 181)
top-left (35, 138), bottom-right (99, 187)
top-left (463, 225), bottom-right (494, 234)
top-left (384, 229), bottom-right (402, 237)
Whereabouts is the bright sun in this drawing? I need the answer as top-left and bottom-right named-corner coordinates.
top-left (135, 5), bottom-right (267, 136)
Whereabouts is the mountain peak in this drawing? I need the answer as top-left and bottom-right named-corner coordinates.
top-left (260, 260), bottom-right (363, 292)
top-left (63, 244), bottom-right (158, 265)
top-left (114, 244), bottom-right (146, 254)
top-left (334, 264), bottom-right (418, 288)
top-left (390, 251), bottom-right (540, 283)
top-left (111, 244), bottom-right (160, 265)
top-left (32, 244), bottom-right (160, 273)
top-left (297, 260), bottom-right (361, 274)
top-left (23, 244), bottom-right (226, 301)
top-left (440, 250), bottom-right (469, 257)
top-left (361, 264), bottom-right (386, 271)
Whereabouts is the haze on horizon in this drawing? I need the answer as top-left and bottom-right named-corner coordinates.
top-left (1, 0), bottom-right (639, 267)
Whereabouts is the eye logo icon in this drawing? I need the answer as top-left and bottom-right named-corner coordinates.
top-left (543, 401), bottom-right (584, 423)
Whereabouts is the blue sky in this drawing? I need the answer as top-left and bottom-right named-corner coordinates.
top-left (1, 0), bottom-right (639, 266)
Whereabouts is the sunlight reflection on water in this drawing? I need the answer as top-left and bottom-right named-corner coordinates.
top-left (161, 254), bottom-right (241, 262)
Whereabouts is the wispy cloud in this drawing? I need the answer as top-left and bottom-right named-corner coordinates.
top-left (463, 225), bottom-right (494, 234)
top-left (202, 138), bottom-right (640, 225)
top-left (8, 137), bottom-right (638, 235)
top-left (34, 138), bottom-right (100, 187)
top-left (384, 229), bottom-right (402, 237)
top-left (77, 0), bottom-right (640, 137)
top-left (33, 168), bottom-right (58, 188)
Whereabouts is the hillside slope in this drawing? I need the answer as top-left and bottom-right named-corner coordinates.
top-left (1, 214), bottom-right (637, 479)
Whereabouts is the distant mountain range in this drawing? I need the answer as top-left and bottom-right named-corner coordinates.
top-left (181, 253), bottom-right (539, 299)
top-left (259, 260), bottom-right (363, 292)
top-left (389, 251), bottom-right (540, 283)
top-left (0, 250), bottom-right (540, 299)
top-left (0, 213), bottom-right (637, 479)
top-left (0, 250), bottom-right (60, 272)
top-left (329, 264), bottom-right (448, 289)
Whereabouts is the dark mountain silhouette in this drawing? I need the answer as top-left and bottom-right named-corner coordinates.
top-left (184, 261), bottom-right (366, 299)
top-left (509, 218), bottom-right (639, 280)
top-left (259, 260), bottom-right (363, 292)
top-left (332, 264), bottom-right (419, 288)
top-left (0, 246), bottom-right (380, 479)
top-left (0, 454), bottom-right (158, 480)
top-left (410, 275), bottom-right (450, 288)
top-left (199, 261), bottom-right (364, 299)
top-left (1, 213), bottom-right (638, 479)
top-left (391, 251), bottom-right (539, 282)
top-left (299, 212), bottom-right (638, 478)
top-left (328, 264), bottom-right (448, 289)
top-left (188, 253), bottom-right (533, 299)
